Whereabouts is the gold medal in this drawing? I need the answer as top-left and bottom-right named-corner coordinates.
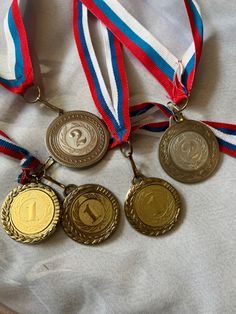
top-left (1, 183), bottom-right (60, 244)
top-left (159, 115), bottom-right (220, 183)
top-left (62, 184), bottom-right (120, 245)
top-left (46, 111), bottom-right (110, 168)
top-left (121, 141), bottom-right (181, 236)
top-left (125, 177), bottom-right (181, 236)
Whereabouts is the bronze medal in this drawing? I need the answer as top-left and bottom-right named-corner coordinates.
top-left (1, 183), bottom-right (60, 244)
top-left (46, 111), bottom-right (110, 168)
top-left (125, 177), bottom-right (181, 236)
top-left (159, 118), bottom-right (220, 183)
top-left (62, 184), bottom-right (120, 245)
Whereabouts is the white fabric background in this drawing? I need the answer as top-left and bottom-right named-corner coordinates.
top-left (0, 1), bottom-right (236, 313)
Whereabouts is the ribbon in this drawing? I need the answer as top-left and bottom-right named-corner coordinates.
top-left (78, 0), bottom-right (203, 104)
top-left (74, 1), bottom-right (130, 146)
top-left (130, 103), bottom-right (236, 158)
top-left (0, 0), bottom-right (33, 94)
top-left (0, 130), bottom-right (41, 184)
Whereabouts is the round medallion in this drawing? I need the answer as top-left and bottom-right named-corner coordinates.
top-left (125, 177), bottom-right (181, 236)
top-left (1, 183), bottom-right (60, 244)
top-left (46, 111), bottom-right (110, 168)
top-left (159, 119), bottom-right (220, 183)
top-left (62, 184), bottom-right (120, 245)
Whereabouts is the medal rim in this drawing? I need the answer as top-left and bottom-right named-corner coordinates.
top-left (62, 184), bottom-right (120, 245)
top-left (159, 119), bottom-right (220, 183)
top-left (1, 183), bottom-right (61, 244)
top-left (45, 110), bottom-right (110, 169)
top-left (124, 177), bottom-right (181, 236)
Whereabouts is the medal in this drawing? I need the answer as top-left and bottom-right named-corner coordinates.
top-left (62, 184), bottom-right (120, 245)
top-left (0, 131), bottom-right (61, 244)
top-left (38, 160), bottom-right (120, 245)
top-left (24, 87), bottom-right (110, 169)
top-left (121, 142), bottom-right (181, 236)
top-left (46, 110), bottom-right (109, 168)
top-left (159, 108), bottom-right (220, 183)
top-left (1, 183), bottom-right (60, 244)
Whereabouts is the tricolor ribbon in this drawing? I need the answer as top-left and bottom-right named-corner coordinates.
top-left (78, 0), bottom-right (236, 157)
top-left (0, 0), bottom-right (33, 94)
top-left (78, 0), bottom-right (203, 104)
top-left (0, 130), bottom-right (41, 183)
top-left (130, 103), bottom-right (236, 158)
top-left (74, 1), bottom-right (130, 146)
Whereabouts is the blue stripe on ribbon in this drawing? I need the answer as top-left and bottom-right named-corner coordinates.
top-left (0, 139), bottom-right (29, 156)
top-left (158, 104), bottom-right (172, 116)
top-left (107, 30), bottom-right (126, 140)
top-left (93, 0), bottom-right (175, 81)
top-left (182, 53), bottom-right (194, 90)
top-left (130, 103), bottom-right (155, 117)
top-left (188, 0), bottom-right (203, 39)
top-left (141, 124), bottom-right (169, 132)
top-left (78, 2), bottom-right (122, 139)
top-left (0, 6), bottom-right (25, 88)
top-left (179, 1), bottom-right (203, 90)
top-left (215, 127), bottom-right (236, 136)
top-left (218, 138), bottom-right (236, 152)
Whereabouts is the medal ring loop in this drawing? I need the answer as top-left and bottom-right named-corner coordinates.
top-left (167, 96), bottom-right (189, 114)
top-left (23, 85), bottom-right (41, 103)
top-left (120, 140), bottom-right (133, 158)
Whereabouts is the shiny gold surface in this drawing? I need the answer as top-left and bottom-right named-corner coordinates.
top-left (1, 183), bottom-right (60, 244)
top-left (46, 111), bottom-right (110, 168)
top-left (62, 184), bottom-right (120, 245)
top-left (125, 177), bottom-right (181, 236)
top-left (159, 119), bottom-right (220, 183)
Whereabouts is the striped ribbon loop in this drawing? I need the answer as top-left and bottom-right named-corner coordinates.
top-left (74, 1), bottom-right (130, 146)
top-left (0, 130), bottom-right (41, 184)
top-left (79, 0), bottom-right (203, 104)
top-left (0, 0), bottom-right (33, 94)
top-left (130, 103), bottom-right (236, 158)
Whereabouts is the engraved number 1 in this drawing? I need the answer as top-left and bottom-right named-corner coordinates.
top-left (27, 201), bottom-right (37, 221)
top-left (84, 204), bottom-right (100, 223)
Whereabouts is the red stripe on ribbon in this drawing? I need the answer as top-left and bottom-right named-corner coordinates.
top-left (79, 0), bottom-right (187, 103)
top-left (10, 0), bottom-right (33, 94)
top-left (203, 121), bottom-right (236, 131)
top-left (73, 0), bottom-right (119, 144)
top-left (0, 146), bottom-right (24, 160)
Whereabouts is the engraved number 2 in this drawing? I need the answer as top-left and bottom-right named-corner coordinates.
top-left (182, 141), bottom-right (197, 158)
top-left (83, 204), bottom-right (100, 223)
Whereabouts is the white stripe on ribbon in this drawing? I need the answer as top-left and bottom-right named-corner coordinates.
top-left (0, 3), bottom-right (16, 80)
top-left (103, 0), bottom-right (178, 70)
top-left (205, 125), bottom-right (236, 147)
top-left (0, 134), bottom-right (15, 145)
top-left (82, 5), bottom-right (119, 120)
top-left (182, 42), bottom-right (195, 69)
top-left (100, 20), bottom-right (119, 116)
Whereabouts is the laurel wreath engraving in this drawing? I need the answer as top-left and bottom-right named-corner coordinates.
top-left (62, 185), bottom-right (120, 245)
top-left (1, 183), bottom-right (61, 244)
top-left (124, 178), bottom-right (181, 236)
top-left (46, 111), bottom-right (109, 168)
